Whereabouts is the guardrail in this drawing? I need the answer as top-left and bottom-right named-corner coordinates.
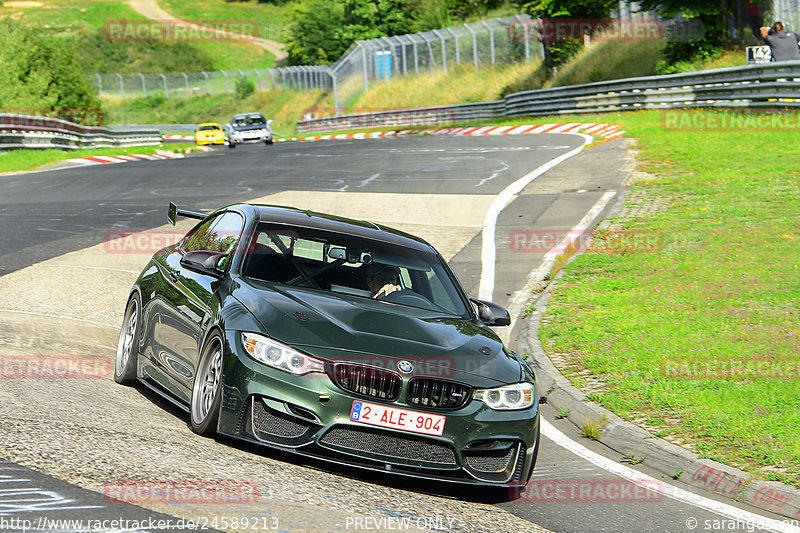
top-left (0, 114), bottom-right (162, 150)
top-left (297, 61), bottom-right (800, 133)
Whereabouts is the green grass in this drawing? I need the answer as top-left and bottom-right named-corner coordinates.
top-left (0, 143), bottom-right (195, 174)
top-left (1, 0), bottom-right (272, 70)
top-left (536, 109), bottom-right (800, 485)
top-left (103, 87), bottom-right (326, 136)
top-left (0, 0), bottom-right (147, 32)
top-left (160, 0), bottom-right (288, 42)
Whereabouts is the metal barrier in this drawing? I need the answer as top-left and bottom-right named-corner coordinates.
top-left (297, 61), bottom-right (800, 132)
top-left (0, 113), bottom-right (162, 150)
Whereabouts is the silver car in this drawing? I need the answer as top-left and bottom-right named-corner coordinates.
top-left (228, 112), bottom-right (273, 148)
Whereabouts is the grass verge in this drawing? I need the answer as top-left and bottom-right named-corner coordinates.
top-left (0, 143), bottom-right (195, 175)
top-left (536, 109), bottom-right (800, 486)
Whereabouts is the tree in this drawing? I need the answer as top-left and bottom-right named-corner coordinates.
top-left (285, 0), bottom-right (347, 65)
top-left (631, 0), bottom-right (728, 65)
top-left (516, 0), bottom-right (619, 72)
top-left (0, 19), bottom-right (102, 124)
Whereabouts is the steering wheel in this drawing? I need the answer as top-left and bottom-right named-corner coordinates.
top-left (379, 288), bottom-right (433, 306)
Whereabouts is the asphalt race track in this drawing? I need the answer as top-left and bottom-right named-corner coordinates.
top-left (0, 135), bottom-right (795, 533)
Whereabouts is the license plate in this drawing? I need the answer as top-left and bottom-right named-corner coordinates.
top-left (349, 400), bottom-right (446, 437)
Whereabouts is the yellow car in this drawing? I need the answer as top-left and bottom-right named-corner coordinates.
top-left (195, 123), bottom-right (226, 146)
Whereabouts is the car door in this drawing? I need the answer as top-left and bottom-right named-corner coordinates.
top-left (156, 211), bottom-right (244, 398)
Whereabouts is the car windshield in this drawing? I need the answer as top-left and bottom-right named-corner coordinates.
top-left (233, 115), bottom-right (266, 127)
top-left (242, 223), bottom-right (468, 317)
top-left (198, 125), bottom-right (220, 131)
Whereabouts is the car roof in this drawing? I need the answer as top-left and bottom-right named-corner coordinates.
top-left (232, 112), bottom-right (265, 118)
top-left (237, 204), bottom-right (434, 252)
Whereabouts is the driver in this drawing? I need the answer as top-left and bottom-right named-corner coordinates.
top-left (365, 263), bottom-right (402, 298)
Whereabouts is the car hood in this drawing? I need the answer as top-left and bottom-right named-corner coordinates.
top-left (232, 278), bottom-right (522, 386)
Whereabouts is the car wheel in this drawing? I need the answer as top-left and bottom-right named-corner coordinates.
top-left (114, 293), bottom-right (141, 385)
top-left (265, 139), bottom-right (273, 145)
top-left (190, 333), bottom-right (224, 436)
top-left (228, 142), bottom-right (236, 149)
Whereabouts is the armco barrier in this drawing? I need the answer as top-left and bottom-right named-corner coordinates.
top-left (297, 61), bottom-right (800, 133)
top-left (0, 113), bottom-right (162, 150)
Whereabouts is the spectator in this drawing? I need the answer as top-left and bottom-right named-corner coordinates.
top-left (760, 22), bottom-right (800, 61)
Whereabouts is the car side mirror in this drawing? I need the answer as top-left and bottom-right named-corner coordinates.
top-left (267, 119), bottom-right (274, 126)
top-left (470, 298), bottom-right (511, 326)
top-left (180, 250), bottom-right (228, 278)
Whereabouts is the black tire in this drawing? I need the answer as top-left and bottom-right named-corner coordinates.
top-left (114, 293), bottom-right (141, 385)
top-left (228, 142), bottom-right (236, 149)
top-left (189, 333), bottom-right (225, 436)
top-left (265, 139), bottom-right (273, 145)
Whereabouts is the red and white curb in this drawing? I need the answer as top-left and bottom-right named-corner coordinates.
top-left (280, 123), bottom-right (624, 143)
top-left (61, 124), bottom-right (622, 167)
top-left (65, 147), bottom-right (211, 166)
top-left (163, 134), bottom-right (195, 141)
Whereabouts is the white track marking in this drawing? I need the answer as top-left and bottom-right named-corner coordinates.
top-left (478, 133), bottom-right (592, 301)
top-left (542, 420), bottom-right (800, 533)
top-left (500, 190), bottom-right (616, 345)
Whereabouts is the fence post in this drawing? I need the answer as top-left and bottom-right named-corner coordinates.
top-left (513, 15), bottom-right (531, 62)
top-left (421, 33), bottom-right (436, 69)
top-left (359, 42), bottom-right (369, 93)
top-left (116, 73), bottom-right (125, 98)
top-left (446, 28), bottom-right (460, 65)
top-left (465, 23), bottom-right (478, 68)
top-left (269, 69), bottom-right (275, 89)
top-left (482, 21), bottom-right (496, 65)
top-left (330, 67), bottom-right (339, 113)
top-left (411, 36), bottom-right (419, 73)
top-left (160, 73), bottom-right (168, 98)
top-left (255, 70), bottom-right (262, 91)
top-left (400, 35), bottom-right (409, 76)
top-left (138, 73), bottom-right (146, 97)
top-left (222, 71), bottom-right (229, 93)
top-left (433, 30), bottom-right (447, 73)
top-left (95, 74), bottom-right (103, 96)
top-left (202, 71), bottom-right (209, 94)
top-left (182, 72), bottom-right (189, 95)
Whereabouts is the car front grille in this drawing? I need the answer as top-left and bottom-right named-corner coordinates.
top-left (320, 426), bottom-right (456, 465)
top-left (406, 378), bottom-right (472, 410)
top-left (330, 363), bottom-right (402, 401)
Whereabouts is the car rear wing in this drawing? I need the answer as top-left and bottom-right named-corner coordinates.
top-left (168, 202), bottom-right (207, 225)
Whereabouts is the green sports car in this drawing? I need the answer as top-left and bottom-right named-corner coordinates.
top-left (115, 202), bottom-right (540, 489)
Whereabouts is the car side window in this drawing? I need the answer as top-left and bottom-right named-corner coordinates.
top-left (182, 212), bottom-right (244, 254)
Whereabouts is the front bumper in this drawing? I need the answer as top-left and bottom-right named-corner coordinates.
top-left (196, 134), bottom-right (225, 145)
top-left (217, 331), bottom-right (540, 486)
top-left (230, 129), bottom-right (272, 144)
